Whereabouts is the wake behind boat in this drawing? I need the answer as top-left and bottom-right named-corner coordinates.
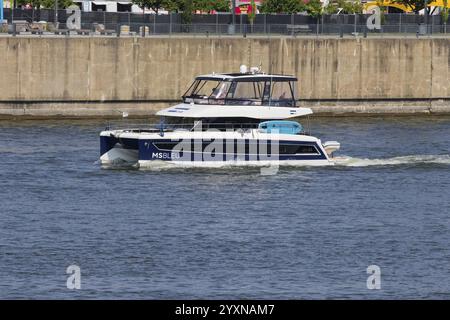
top-left (99, 66), bottom-right (341, 167)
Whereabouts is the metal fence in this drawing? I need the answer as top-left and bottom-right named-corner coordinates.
top-left (1, 9), bottom-right (448, 37)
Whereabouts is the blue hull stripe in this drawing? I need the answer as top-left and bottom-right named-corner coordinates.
top-left (101, 136), bottom-right (327, 161)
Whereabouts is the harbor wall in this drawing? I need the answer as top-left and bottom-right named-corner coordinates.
top-left (0, 36), bottom-right (449, 118)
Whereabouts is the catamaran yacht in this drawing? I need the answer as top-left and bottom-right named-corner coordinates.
top-left (99, 66), bottom-right (340, 167)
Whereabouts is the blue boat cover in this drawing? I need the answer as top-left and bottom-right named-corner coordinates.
top-left (258, 121), bottom-right (302, 135)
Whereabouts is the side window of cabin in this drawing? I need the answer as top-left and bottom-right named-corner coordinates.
top-left (210, 82), bottom-right (231, 100)
top-left (227, 81), bottom-right (264, 105)
top-left (270, 81), bottom-right (294, 106)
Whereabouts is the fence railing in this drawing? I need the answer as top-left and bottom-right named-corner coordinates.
top-left (0, 9), bottom-right (448, 37)
top-left (2, 9), bottom-right (448, 25)
top-left (1, 22), bottom-right (448, 37)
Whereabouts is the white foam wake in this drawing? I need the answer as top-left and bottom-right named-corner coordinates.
top-left (334, 154), bottom-right (450, 167)
top-left (138, 159), bottom-right (328, 170)
top-left (100, 155), bottom-right (450, 170)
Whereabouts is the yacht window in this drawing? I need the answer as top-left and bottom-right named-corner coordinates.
top-left (278, 144), bottom-right (319, 155)
top-left (192, 80), bottom-right (222, 98)
top-left (227, 81), bottom-right (264, 105)
top-left (210, 82), bottom-right (231, 100)
top-left (183, 80), bottom-right (232, 104)
top-left (183, 80), bottom-right (200, 98)
top-left (154, 141), bottom-right (319, 155)
top-left (270, 81), bottom-right (295, 106)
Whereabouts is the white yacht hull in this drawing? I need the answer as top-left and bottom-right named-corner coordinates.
top-left (100, 129), bottom-right (337, 167)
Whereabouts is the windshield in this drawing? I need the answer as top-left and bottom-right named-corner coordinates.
top-left (182, 78), bottom-right (296, 107)
top-left (269, 81), bottom-right (296, 107)
top-left (183, 80), bottom-right (231, 104)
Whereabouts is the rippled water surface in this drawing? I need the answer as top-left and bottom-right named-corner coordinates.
top-left (1, 116), bottom-right (450, 299)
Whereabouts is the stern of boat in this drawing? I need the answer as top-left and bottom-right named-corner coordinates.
top-left (322, 141), bottom-right (341, 159)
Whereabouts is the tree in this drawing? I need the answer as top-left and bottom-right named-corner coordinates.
top-left (135, 0), bottom-right (230, 14)
top-left (332, 0), bottom-right (363, 14)
top-left (305, 0), bottom-right (324, 18)
top-left (192, 0), bottom-right (229, 12)
top-left (181, 0), bottom-right (193, 24)
top-left (442, 0), bottom-right (449, 24)
top-left (260, 0), bottom-right (285, 13)
top-left (132, 0), bottom-right (164, 14)
top-left (248, 0), bottom-right (257, 24)
top-left (393, 0), bottom-right (426, 14)
top-left (323, 2), bottom-right (339, 14)
top-left (260, 0), bottom-right (307, 14)
top-left (17, 0), bottom-right (73, 9)
top-left (163, 0), bottom-right (185, 12)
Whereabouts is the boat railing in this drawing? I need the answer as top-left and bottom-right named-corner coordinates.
top-left (105, 121), bottom-right (310, 135)
top-left (106, 122), bottom-right (257, 131)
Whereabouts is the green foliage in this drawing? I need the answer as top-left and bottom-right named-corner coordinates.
top-left (260, 0), bottom-right (285, 13)
top-left (260, 0), bottom-right (307, 14)
top-left (17, 0), bottom-right (73, 9)
top-left (306, 0), bottom-right (323, 18)
top-left (248, 0), bottom-right (257, 23)
top-left (134, 0), bottom-right (229, 24)
top-left (163, 0), bottom-right (185, 12)
top-left (132, 0), bottom-right (164, 13)
top-left (442, 0), bottom-right (449, 24)
top-left (392, 0), bottom-right (426, 13)
top-left (323, 2), bottom-right (339, 14)
top-left (132, 0), bottom-right (229, 13)
top-left (259, 0), bottom-right (366, 15)
top-left (181, 0), bottom-right (193, 23)
top-left (193, 0), bottom-right (229, 12)
top-left (337, 0), bottom-right (363, 14)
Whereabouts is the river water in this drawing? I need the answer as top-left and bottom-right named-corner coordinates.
top-left (1, 116), bottom-right (450, 299)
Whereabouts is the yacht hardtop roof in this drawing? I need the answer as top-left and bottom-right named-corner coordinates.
top-left (196, 73), bottom-right (297, 82)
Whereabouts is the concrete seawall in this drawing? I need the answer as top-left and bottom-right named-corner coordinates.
top-left (0, 36), bottom-right (449, 118)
